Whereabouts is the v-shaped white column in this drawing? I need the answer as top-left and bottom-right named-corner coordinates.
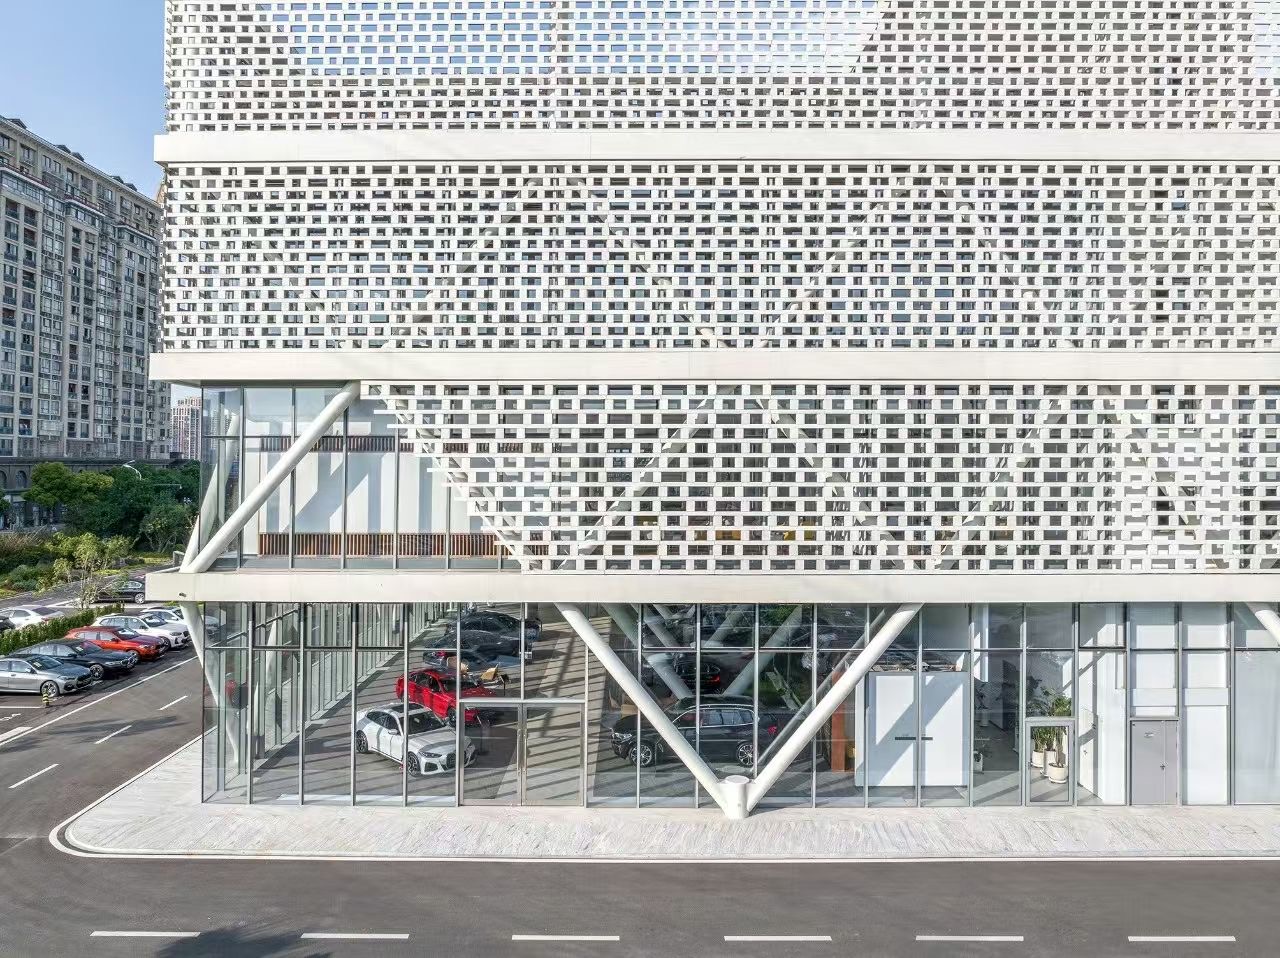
top-left (557, 601), bottom-right (921, 818)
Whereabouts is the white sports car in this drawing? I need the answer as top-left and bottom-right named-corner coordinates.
top-left (355, 703), bottom-right (475, 776)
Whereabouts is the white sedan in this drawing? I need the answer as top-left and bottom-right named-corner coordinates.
top-left (1, 606), bottom-right (63, 629)
top-left (148, 606), bottom-right (220, 634)
top-left (355, 703), bottom-right (475, 777)
top-left (94, 613), bottom-right (190, 649)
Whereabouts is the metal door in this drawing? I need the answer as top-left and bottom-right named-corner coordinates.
top-left (1130, 719), bottom-right (1179, 805)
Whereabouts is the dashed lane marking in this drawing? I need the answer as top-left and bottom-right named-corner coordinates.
top-left (8, 764), bottom-right (57, 789)
top-left (92, 725), bottom-right (132, 745)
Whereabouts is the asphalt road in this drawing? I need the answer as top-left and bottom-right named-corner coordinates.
top-left (0, 623), bottom-right (1276, 957)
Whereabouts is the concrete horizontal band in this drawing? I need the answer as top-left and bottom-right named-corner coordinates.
top-left (147, 570), bottom-right (1280, 605)
top-left (149, 349), bottom-right (1280, 386)
top-left (155, 129), bottom-right (1280, 164)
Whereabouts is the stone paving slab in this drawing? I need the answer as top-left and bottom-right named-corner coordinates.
top-left (63, 740), bottom-right (1280, 860)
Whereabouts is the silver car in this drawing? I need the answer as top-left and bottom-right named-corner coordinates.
top-left (0, 654), bottom-right (91, 696)
top-left (355, 703), bottom-right (475, 776)
top-left (95, 613), bottom-right (190, 649)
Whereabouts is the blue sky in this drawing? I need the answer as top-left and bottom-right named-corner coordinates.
top-left (2, 0), bottom-right (164, 195)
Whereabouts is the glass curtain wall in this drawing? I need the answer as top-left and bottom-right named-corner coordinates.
top-left (200, 602), bottom-right (1276, 809)
top-left (201, 387), bottom-right (509, 571)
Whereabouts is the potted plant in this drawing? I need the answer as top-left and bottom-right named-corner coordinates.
top-left (1045, 694), bottom-right (1073, 785)
top-left (1030, 725), bottom-right (1053, 772)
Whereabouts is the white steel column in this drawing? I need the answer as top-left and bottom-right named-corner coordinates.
top-left (602, 603), bottom-right (692, 700)
top-left (1247, 603), bottom-right (1280, 644)
top-left (557, 603), bottom-right (728, 813)
top-left (183, 382), bottom-right (359, 574)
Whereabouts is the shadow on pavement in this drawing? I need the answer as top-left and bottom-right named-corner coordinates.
top-left (157, 928), bottom-right (331, 958)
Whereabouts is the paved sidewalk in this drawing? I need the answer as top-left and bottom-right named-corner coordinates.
top-left (64, 740), bottom-right (1280, 860)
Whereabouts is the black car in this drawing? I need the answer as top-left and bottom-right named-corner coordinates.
top-left (98, 575), bottom-right (146, 604)
top-left (423, 628), bottom-right (524, 662)
top-left (610, 702), bottom-right (785, 769)
top-left (640, 653), bottom-right (725, 695)
top-left (16, 638), bottom-right (135, 681)
top-left (458, 609), bottom-right (542, 644)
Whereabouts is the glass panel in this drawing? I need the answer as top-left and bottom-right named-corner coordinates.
top-left (973, 652), bottom-right (1021, 806)
top-left (1184, 603), bottom-right (1229, 648)
top-left (202, 647), bottom-right (248, 803)
top-left (1130, 650), bottom-right (1177, 718)
top-left (1026, 604), bottom-right (1072, 648)
top-left (523, 705), bottom-right (583, 806)
top-left (292, 420), bottom-right (344, 570)
top-left (1076, 650), bottom-right (1126, 805)
top-left (527, 603), bottom-right (582, 699)
top-left (208, 601), bottom-right (249, 650)
top-left (344, 400), bottom-right (396, 569)
top-left (240, 436), bottom-right (291, 569)
top-left (202, 386), bottom-right (241, 439)
top-left (1026, 650), bottom-right (1074, 718)
top-left (353, 629), bottom-right (407, 805)
top-left (755, 606), bottom-right (815, 806)
top-left (1129, 603), bottom-right (1177, 648)
top-left (589, 643), bottom-right (638, 807)
top-left (640, 602), bottom-right (695, 649)
top-left (306, 603), bottom-right (349, 648)
top-left (920, 651), bottom-right (969, 806)
top-left (463, 705), bottom-right (520, 805)
top-left (983, 604), bottom-right (1022, 649)
top-left (249, 649), bottom-right (302, 804)
top-left (406, 603), bottom-right (461, 806)
top-left (1182, 651), bottom-right (1228, 805)
top-left (199, 437), bottom-right (240, 566)
top-left (922, 604), bottom-right (969, 649)
top-left (816, 603), bottom-right (865, 649)
top-left (302, 642), bottom-right (353, 804)
top-left (1027, 721), bottom-right (1073, 805)
top-left (638, 698), bottom-right (695, 809)
top-left (243, 387), bottom-right (292, 436)
top-left (866, 649), bottom-right (918, 807)
top-left (701, 603), bottom-right (754, 648)
top-left (395, 454), bottom-right (450, 569)
top-left (1079, 603), bottom-right (1124, 647)
top-left (1233, 650), bottom-right (1280, 802)
top-left (253, 604), bottom-right (300, 647)
top-left (1234, 604), bottom-right (1278, 649)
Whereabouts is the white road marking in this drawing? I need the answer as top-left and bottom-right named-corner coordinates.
top-left (512, 936), bottom-right (620, 942)
top-left (8, 763), bottom-right (57, 789)
top-left (90, 931), bottom-right (200, 939)
top-left (0, 655), bottom-right (195, 750)
top-left (917, 936), bottom-right (1024, 943)
top-left (1128, 936), bottom-right (1236, 943)
top-left (300, 933), bottom-right (410, 940)
top-left (725, 936), bottom-right (832, 942)
top-left (93, 724), bottom-right (132, 745)
top-left (0, 727), bottom-right (32, 745)
top-left (158, 695), bottom-right (188, 711)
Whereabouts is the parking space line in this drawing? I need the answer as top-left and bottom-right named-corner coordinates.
top-left (917, 936), bottom-right (1024, 943)
top-left (8, 764), bottom-right (57, 789)
top-left (90, 931), bottom-right (200, 939)
top-left (725, 935), bottom-right (833, 942)
top-left (158, 695), bottom-right (188, 711)
top-left (512, 935), bottom-right (621, 942)
top-left (1128, 936), bottom-right (1236, 943)
top-left (300, 933), bottom-right (410, 940)
top-left (0, 655), bottom-right (196, 749)
top-left (92, 724), bottom-right (132, 745)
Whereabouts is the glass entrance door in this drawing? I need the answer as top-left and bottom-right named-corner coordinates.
top-left (461, 704), bottom-right (583, 806)
top-left (1025, 719), bottom-right (1074, 805)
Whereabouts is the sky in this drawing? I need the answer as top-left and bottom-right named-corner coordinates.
top-left (2, 0), bottom-right (192, 400)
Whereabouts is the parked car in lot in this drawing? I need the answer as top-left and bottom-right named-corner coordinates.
top-left (395, 667), bottom-right (496, 724)
top-left (0, 606), bottom-right (63, 629)
top-left (420, 646), bottom-right (513, 690)
top-left (93, 613), bottom-right (188, 650)
top-left (64, 625), bottom-right (165, 661)
top-left (98, 575), bottom-right (147, 604)
top-left (0, 654), bottom-right (91, 697)
top-left (609, 701), bottom-right (785, 769)
top-left (354, 703), bottom-right (475, 777)
top-left (421, 631), bottom-right (522, 670)
top-left (456, 609), bottom-right (542, 644)
top-left (145, 606), bottom-right (219, 635)
top-left (16, 638), bottom-right (135, 681)
top-left (639, 653), bottom-right (725, 696)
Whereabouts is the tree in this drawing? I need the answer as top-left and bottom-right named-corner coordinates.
top-left (47, 533), bottom-right (133, 610)
top-left (140, 501), bottom-right (193, 553)
top-left (24, 463), bottom-right (112, 512)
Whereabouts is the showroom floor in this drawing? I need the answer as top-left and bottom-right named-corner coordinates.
top-left (66, 739), bottom-right (1280, 861)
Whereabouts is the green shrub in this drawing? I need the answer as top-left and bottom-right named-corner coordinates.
top-left (0, 605), bottom-right (124, 656)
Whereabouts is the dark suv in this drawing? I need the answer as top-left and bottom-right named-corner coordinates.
top-left (16, 639), bottom-right (135, 681)
top-left (609, 701), bottom-right (785, 769)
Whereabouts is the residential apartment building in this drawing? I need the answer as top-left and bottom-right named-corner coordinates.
top-left (170, 394), bottom-right (200, 461)
top-left (153, 1), bottom-right (1280, 818)
top-left (0, 116), bottom-right (170, 491)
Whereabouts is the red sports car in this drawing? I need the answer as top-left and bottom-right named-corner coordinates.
top-left (65, 625), bottom-right (166, 661)
top-left (394, 667), bottom-right (494, 724)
